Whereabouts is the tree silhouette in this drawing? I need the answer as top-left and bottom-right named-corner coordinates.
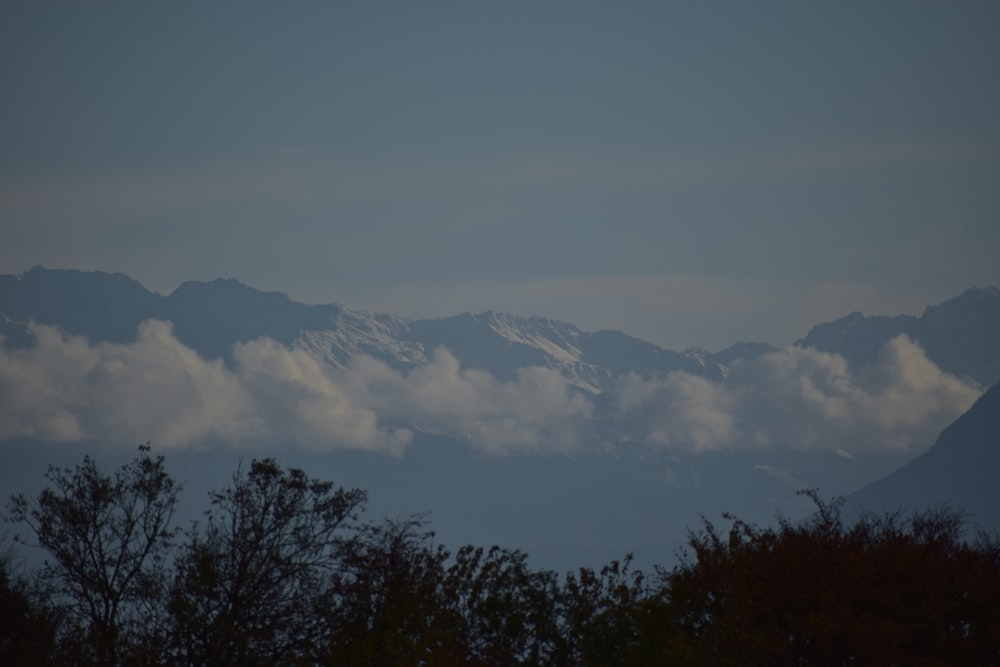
top-left (321, 516), bottom-right (459, 665)
top-left (168, 458), bottom-right (366, 666)
top-left (5, 445), bottom-right (179, 665)
top-left (660, 491), bottom-right (1000, 665)
top-left (560, 555), bottom-right (651, 666)
top-left (443, 543), bottom-right (563, 665)
top-left (0, 555), bottom-right (56, 665)
top-left (5, 451), bottom-right (998, 666)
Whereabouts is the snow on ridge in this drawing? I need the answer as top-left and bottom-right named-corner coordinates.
top-left (294, 307), bottom-right (425, 369)
top-left (476, 311), bottom-right (613, 394)
top-left (682, 347), bottom-right (729, 379)
top-left (483, 311), bottom-right (584, 365)
top-left (288, 305), bottom-right (733, 397)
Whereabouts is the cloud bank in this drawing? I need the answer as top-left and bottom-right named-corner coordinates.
top-left (614, 335), bottom-right (983, 454)
top-left (0, 321), bottom-right (588, 454)
top-left (0, 322), bottom-right (983, 457)
top-left (0, 320), bottom-right (260, 447)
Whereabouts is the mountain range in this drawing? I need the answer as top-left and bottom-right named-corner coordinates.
top-left (0, 267), bottom-right (762, 392)
top-left (4, 266), bottom-right (997, 388)
top-left (1, 266), bottom-right (998, 570)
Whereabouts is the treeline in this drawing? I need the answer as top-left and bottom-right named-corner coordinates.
top-left (2, 446), bottom-right (999, 666)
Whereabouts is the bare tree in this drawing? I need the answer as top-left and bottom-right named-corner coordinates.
top-left (6, 444), bottom-right (180, 665)
top-left (168, 458), bottom-right (366, 666)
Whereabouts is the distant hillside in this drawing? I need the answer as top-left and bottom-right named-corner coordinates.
top-left (847, 382), bottom-right (1000, 531)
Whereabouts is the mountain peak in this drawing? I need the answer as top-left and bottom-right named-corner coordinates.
top-left (20, 265), bottom-right (151, 293)
top-left (921, 285), bottom-right (1000, 317)
top-left (0, 266), bottom-right (160, 343)
top-left (797, 288), bottom-right (1000, 386)
top-left (171, 277), bottom-right (286, 299)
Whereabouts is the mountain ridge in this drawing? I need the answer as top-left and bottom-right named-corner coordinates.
top-left (3, 266), bottom-right (998, 570)
top-left (0, 267), bottom-right (768, 394)
top-left (6, 266), bottom-right (998, 393)
top-left (798, 286), bottom-right (1000, 386)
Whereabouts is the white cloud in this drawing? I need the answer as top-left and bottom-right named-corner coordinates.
top-left (0, 321), bottom-right (259, 447)
top-left (0, 324), bottom-right (91, 442)
top-left (613, 335), bottom-right (983, 455)
top-left (0, 323), bottom-right (983, 459)
top-left (613, 370), bottom-right (736, 451)
top-left (342, 348), bottom-right (592, 454)
top-left (0, 321), bottom-right (587, 454)
top-left (231, 337), bottom-right (412, 454)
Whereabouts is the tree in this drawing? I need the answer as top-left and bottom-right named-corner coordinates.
top-left (559, 555), bottom-right (660, 666)
top-left (660, 491), bottom-right (1000, 666)
top-left (322, 521), bottom-right (567, 666)
top-left (321, 517), bottom-right (460, 666)
top-left (5, 445), bottom-right (179, 665)
top-left (0, 552), bottom-right (56, 665)
top-left (168, 458), bottom-right (366, 666)
top-left (444, 544), bottom-right (564, 666)
top-left (11, 447), bottom-right (997, 665)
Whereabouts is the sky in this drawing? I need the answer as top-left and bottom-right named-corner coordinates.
top-left (2, 1), bottom-right (999, 351)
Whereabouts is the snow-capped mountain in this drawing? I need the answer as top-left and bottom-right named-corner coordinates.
top-left (2, 266), bottom-right (998, 571)
top-left (8, 268), bottom-right (998, 396)
top-left (0, 266), bottom-right (762, 395)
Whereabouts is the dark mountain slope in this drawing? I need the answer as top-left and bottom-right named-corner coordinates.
top-left (0, 266), bottom-right (161, 345)
top-left (847, 382), bottom-right (1000, 530)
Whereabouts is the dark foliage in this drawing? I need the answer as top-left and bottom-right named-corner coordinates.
top-left (321, 517), bottom-right (458, 665)
top-left (0, 557), bottom-right (56, 664)
top-left (660, 490), bottom-right (1000, 666)
top-left (443, 543), bottom-right (563, 665)
top-left (5, 452), bottom-right (1000, 666)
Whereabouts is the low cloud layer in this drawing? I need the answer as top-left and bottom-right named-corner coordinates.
top-left (0, 321), bottom-right (260, 447)
top-left (0, 323), bottom-right (984, 457)
top-left (614, 335), bottom-right (983, 455)
top-left (0, 321), bottom-right (588, 454)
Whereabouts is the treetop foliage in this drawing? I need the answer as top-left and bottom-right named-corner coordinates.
top-left (3, 450), bottom-right (999, 666)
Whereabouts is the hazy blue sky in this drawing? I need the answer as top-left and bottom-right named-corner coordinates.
top-left (3, 1), bottom-right (998, 350)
